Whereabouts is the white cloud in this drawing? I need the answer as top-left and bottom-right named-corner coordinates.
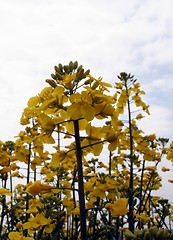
top-left (0, 0), bottom-right (173, 206)
top-left (0, 0), bottom-right (172, 138)
top-left (139, 104), bottom-right (173, 138)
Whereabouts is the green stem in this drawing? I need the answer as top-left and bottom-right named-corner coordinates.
top-left (73, 120), bottom-right (87, 240)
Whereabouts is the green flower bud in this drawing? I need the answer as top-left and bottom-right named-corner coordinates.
top-left (54, 66), bottom-right (62, 74)
top-left (124, 229), bottom-right (137, 240)
top-left (77, 65), bottom-right (83, 72)
top-left (58, 63), bottom-right (63, 72)
top-left (134, 228), bottom-right (142, 238)
top-left (91, 81), bottom-right (99, 90)
top-left (64, 65), bottom-right (70, 73)
top-left (156, 229), bottom-right (166, 240)
top-left (144, 231), bottom-right (151, 240)
top-left (148, 226), bottom-right (158, 237)
top-left (46, 79), bottom-right (57, 88)
top-left (162, 228), bottom-right (168, 239)
top-left (76, 68), bottom-right (84, 80)
top-left (69, 61), bottom-right (74, 71)
top-left (51, 73), bottom-right (57, 80)
top-left (73, 61), bottom-right (78, 69)
top-left (55, 72), bottom-right (64, 80)
top-left (83, 69), bottom-right (90, 77)
top-left (84, 79), bottom-right (93, 85)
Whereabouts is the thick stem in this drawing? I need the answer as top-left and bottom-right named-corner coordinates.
top-left (73, 120), bottom-right (87, 240)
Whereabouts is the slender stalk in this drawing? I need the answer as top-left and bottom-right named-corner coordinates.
top-left (73, 120), bottom-right (87, 240)
top-left (26, 143), bottom-right (32, 185)
top-left (138, 159), bottom-right (145, 229)
top-left (25, 143), bottom-right (32, 237)
top-left (108, 151), bottom-right (112, 176)
top-left (108, 151), bottom-right (112, 225)
top-left (0, 166), bottom-right (9, 234)
top-left (124, 79), bottom-right (134, 232)
top-left (0, 196), bottom-right (6, 235)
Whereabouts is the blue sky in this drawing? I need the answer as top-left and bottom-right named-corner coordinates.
top-left (1, 0), bottom-right (173, 198)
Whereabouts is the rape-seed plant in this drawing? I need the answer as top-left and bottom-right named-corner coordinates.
top-left (0, 62), bottom-right (172, 240)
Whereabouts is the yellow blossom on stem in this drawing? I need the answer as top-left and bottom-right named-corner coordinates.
top-left (8, 231), bottom-right (34, 240)
top-left (8, 232), bottom-right (22, 240)
top-left (161, 166), bottom-right (170, 172)
top-left (23, 213), bottom-right (52, 235)
top-left (105, 198), bottom-right (128, 217)
top-left (144, 166), bottom-right (157, 171)
top-left (81, 123), bottom-right (104, 156)
top-left (67, 91), bottom-right (95, 121)
top-left (135, 213), bottom-right (151, 222)
top-left (25, 180), bottom-right (56, 195)
top-left (0, 188), bottom-right (12, 196)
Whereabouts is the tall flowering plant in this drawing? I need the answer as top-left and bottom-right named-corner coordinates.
top-left (0, 62), bottom-right (171, 239)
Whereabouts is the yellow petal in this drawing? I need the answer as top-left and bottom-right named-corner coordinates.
top-left (8, 232), bottom-right (22, 240)
top-left (67, 103), bottom-right (82, 120)
top-left (92, 142), bottom-right (103, 156)
top-left (0, 188), bottom-right (12, 196)
top-left (27, 96), bottom-right (41, 108)
top-left (144, 166), bottom-right (156, 171)
top-left (49, 152), bottom-right (62, 168)
top-left (161, 166), bottom-right (170, 172)
top-left (38, 113), bottom-right (54, 131)
top-left (80, 104), bottom-right (95, 121)
top-left (42, 134), bottom-right (55, 144)
top-left (23, 237), bottom-right (35, 240)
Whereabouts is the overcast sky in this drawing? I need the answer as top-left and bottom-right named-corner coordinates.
top-left (1, 0), bottom-right (173, 199)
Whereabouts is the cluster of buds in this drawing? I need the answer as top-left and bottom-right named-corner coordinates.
top-left (124, 227), bottom-right (171, 240)
top-left (46, 61), bottom-right (90, 92)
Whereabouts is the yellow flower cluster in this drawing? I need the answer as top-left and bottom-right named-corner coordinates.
top-left (0, 62), bottom-right (171, 239)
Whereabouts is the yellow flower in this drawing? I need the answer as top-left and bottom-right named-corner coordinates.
top-left (144, 166), bottom-right (156, 171)
top-left (44, 224), bottom-right (54, 234)
top-left (89, 75), bottom-right (112, 90)
top-left (67, 91), bottom-right (95, 121)
top-left (25, 180), bottom-right (56, 195)
top-left (86, 198), bottom-right (97, 209)
top-left (103, 126), bottom-right (119, 151)
top-left (38, 113), bottom-right (55, 132)
top-left (8, 232), bottom-right (22, 240)
top-left (81, 123), bottom-right (104, 156)
top-left (27, 96), bottom-right (41, 108)
top-left (143, 149), bottom-right (157, 161)
top-left (167, 152), bottom-right (173, 160)
top-left (10, 171), bottom-right (24, 178)
top-left (23, 214), bottom-right (51, 235)
top-left (135, 213), bottom-right (151, 222)
top-left (8, 232), bottom-right (35, 240)
top-left (105, 198), bottom-right (128, 217)
top-left (0, 188), bottom-right (12, 196)
top-left (90, 188), bottom-right (106, 199)
top-left (62, 197), bottom-right (74, 215)
top-left (136, 113), bottom-right (144, 120)
top-left (16, 222), bottom-right (23, 229)
top-left (31, 156), bottom-right (42, 171)
top-left (73, 206), bottom-right (80, 215)
top-left (161, 166), bottom-right (170, 172)
top-left (22, 238), bottom-right (35, 240)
